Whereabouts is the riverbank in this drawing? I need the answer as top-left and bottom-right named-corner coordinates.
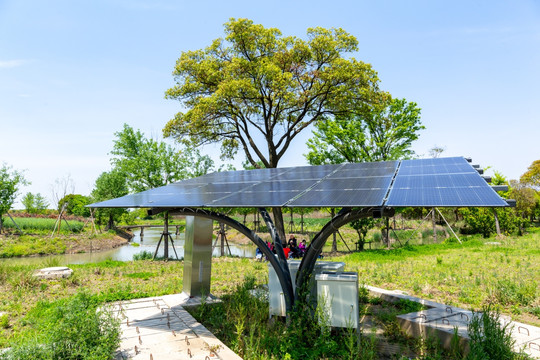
top-left (0, 232), bottom-right (129, 258)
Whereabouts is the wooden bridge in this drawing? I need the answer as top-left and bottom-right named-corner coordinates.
top-left (117, 224), bottom-right (185, 236)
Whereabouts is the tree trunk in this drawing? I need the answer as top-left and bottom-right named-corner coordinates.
top-left (107, 214), bottom-right (115, 230)
top-left (492, 209), bottom-right (501, 236)
top-left (272, 207), bottom-right (286, 246)
top-left (0, 216), bottom-right (3, 234)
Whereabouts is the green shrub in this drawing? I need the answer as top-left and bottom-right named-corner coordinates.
top-left (0, 314), bottom-right (9, 329)
top-left (133, 250), bottom-right (153, 260)
top-left (466, 304), bottom-right (520, 360)
top-left (1, 292), bottom-right (120, 360)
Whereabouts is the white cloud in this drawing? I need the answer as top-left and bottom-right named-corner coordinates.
top-left (0, 59), bottom-right (28, 68)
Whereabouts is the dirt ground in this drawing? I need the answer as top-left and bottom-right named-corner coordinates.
top-left (64, 235), bottom-right (129, 254)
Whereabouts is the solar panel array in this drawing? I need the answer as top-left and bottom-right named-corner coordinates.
top-left (386, 157), bottom-right (508, 207)
top-left (90, 157), bottom-right (508, 209)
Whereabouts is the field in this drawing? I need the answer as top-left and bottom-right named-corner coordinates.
top-left (0, 215), bottom-right (538, 358)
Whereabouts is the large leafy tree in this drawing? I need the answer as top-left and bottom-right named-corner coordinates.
top-left (110, 124), bottom-right (214, 193)
top-left (91, 170), bottom-right (129, 229)
top-left (305, 98), bottom-right (423, 165)
top-left (0, 164), bottom-right (28, 232)
top-left (58, 194), bottom-right (91, 217)
top-left (164, 18), bottom-right (382, 239)
top-left (520, 159), bottom-right (540, 189)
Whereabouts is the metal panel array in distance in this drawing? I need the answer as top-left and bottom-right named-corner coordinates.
top-left (386, 157), bottom-right (508, 207)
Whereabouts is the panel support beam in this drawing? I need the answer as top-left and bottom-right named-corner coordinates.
top-left (167, 207), bottom-right (295, 313)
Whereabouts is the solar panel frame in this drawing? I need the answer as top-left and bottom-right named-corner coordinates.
top-left (89, 157), bottom-right (509, 209)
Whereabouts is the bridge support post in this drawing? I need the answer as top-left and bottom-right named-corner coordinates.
top-left (182, 216), bottom-right (213, 297)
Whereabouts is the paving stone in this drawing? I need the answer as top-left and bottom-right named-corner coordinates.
top-left (114, 295), bottom-right (242, 360)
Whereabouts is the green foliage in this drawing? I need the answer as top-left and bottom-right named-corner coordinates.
top-left (509, 180), bottom-right (538, 220)
top-left (91, 169), bottom-right (128, 226)
top-left (111, 123), bottom-right (214, 193)
top-left (21, 192), bottom-right (49, 214)
top-left (460, 207), bottom-right (526, 237)
top-left (0, 313), bottom-right (9, 329)
top-left (520, 159), bottom-right (540, 188)
top-left (466, 304), bottom-right (519, 360)
top-left (58, 194), bottom-right (91, 217)
top-left (133, 250), bottom-right (153, 260)
top-left (306, 98), bottom-right (423, 165)
top-left (0, 163), bottom-right (28, 221)
top-left (0, 234), bottom-right (69, 257)
top-left (186, 276), bottom-right (379, 360)
top-left (349, 217), bottom-right (375, 250)
top-left (0, 217), bottom-right (84, 233)
top-left (164, 18), bottom-right (382, 169)
top-left (1, 292), bottom-right (120, 360)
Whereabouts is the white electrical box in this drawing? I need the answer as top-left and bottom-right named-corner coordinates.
top-left (268, 260), bottom-right (345, 317)
top-left (315, 271), bottom-right (359, 329)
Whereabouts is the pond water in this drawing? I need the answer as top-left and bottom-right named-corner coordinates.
top-left (0, 228), bottom-right (257, 266)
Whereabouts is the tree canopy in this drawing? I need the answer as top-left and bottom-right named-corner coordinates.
top-left (164, 18), bottom-right (383, 169)
top-left (91, 169), bottom-right (129, 228)
top-left (0, 164), bottom-right (28, 231)
top-left (58, 194), bottom-right (91, 217)
top-left (21, 192), bottom-right (49, 214)
top-left (305, 98), bottom-right (423, 165)
top-left (110, 124), bottom-right (214, 193)
top-left (520, 159), bottom-right (540, 188)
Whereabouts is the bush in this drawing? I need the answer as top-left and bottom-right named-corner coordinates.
top-left (1, 292), bottom-right (120, 360)
top-left (58, 194), bottom-right (91, 217)
top-left (133, 250), bottom-right (153, 261)
top-left (466, 304), bottom-right (521, 360)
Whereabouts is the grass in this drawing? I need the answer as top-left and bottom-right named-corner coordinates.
top-left (2, 216), bottom-right (85, 234)
top-left (0, 256), bottom-right (266, 348)
top-left (0, 232), bottom-right (123, 258)
top-left (0, 291), bottom-right (120, 360)
top-left (0, 216), bottom-right (539, 357)
top-left (329, 228), bottom-right (540, 326)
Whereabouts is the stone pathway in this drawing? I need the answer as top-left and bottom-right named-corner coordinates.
top-left (110, 294), bottom-right (242, 360)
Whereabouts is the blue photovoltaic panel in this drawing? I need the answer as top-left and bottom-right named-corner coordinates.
top-left (90, 157), bottom-right (508, 209)
top-left (209, 190), bottom-right (301, 207)
top-left (287, 189), bottom-right (389, 207)
top-left (386, 157), bottom-right (508, 207)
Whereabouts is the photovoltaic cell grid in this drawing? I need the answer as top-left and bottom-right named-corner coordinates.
top-left (386, 157), bottom-right (508, 207)
top-left (89, 157), bottom-right (508, 209)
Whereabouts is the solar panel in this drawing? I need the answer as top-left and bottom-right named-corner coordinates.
top-left (89, 157), bottom-right (509, 209)
top-left (288, 188), bottom-right (389, 207)
top-left (386, 157), bottom-right (508, 207)
top-left (209, 190), bottom-right (301, 207)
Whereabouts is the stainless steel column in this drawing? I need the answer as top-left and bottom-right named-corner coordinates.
top-left (183, 216), bottom-right (213, 297)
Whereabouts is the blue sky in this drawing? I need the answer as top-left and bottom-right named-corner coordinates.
top-left (1, 0), bottom-right (539, 208)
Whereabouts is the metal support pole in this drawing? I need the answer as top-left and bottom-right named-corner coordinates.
top-left (164, 212), bottom-right (169, 259)
top-left (435, 208), bottom-right (462, 244)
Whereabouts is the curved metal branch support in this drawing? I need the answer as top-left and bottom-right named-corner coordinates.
top-left (168, 207), bottom-right (294, 313)
top-left (258, 208), bottom-right (293, 309)
top-left (295, 207), bottom-right (395, 305)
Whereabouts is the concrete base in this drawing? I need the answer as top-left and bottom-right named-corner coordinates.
top-left (33, 266), bottom-right (73, 279)
top-left (367, 285), bottom-right (540, 359)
